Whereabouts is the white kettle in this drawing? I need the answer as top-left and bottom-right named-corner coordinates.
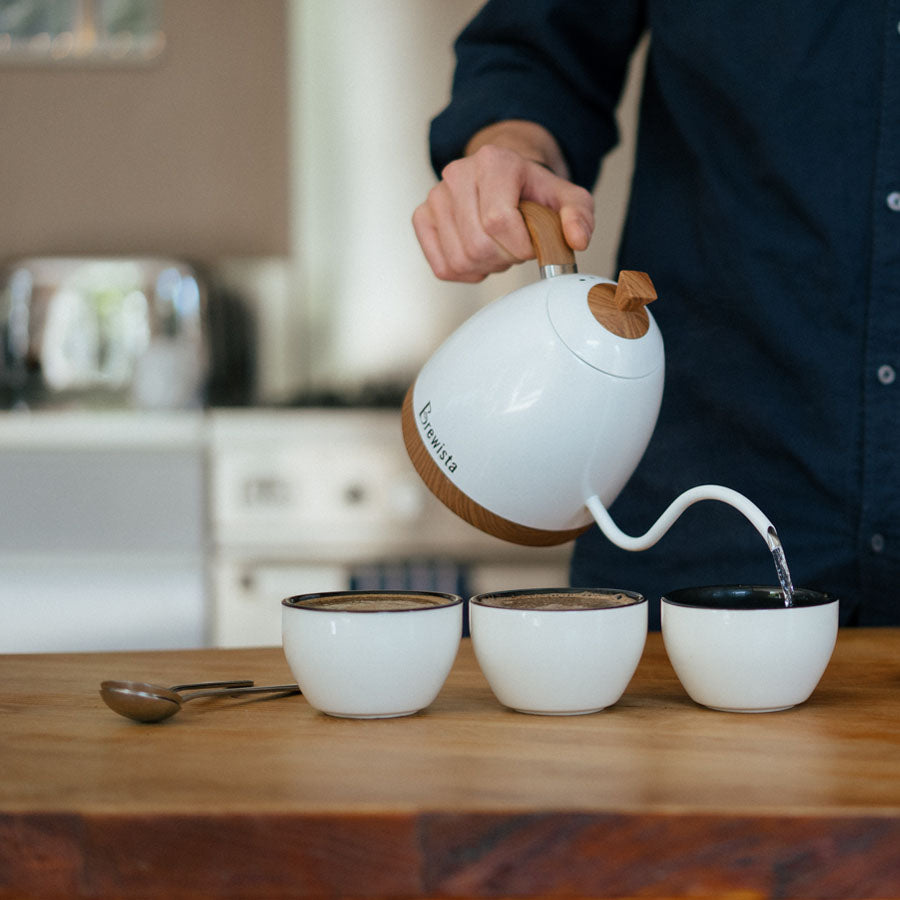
top-left (402, 203), bottom-right (779, 555)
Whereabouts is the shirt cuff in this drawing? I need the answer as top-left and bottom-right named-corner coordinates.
top-left (429, 76), bottom-right (620, 190)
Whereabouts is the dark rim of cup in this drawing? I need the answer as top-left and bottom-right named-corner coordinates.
top-left (470, 587), bottom-right (645, 611)
top-left (661, 585), bottom-right (838, 610)
top-left (282, 590), bottom-right (464, 612)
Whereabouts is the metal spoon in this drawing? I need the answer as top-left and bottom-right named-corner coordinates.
top-left (100, 679), bottom-right (300, 723)
top-left (100, 679), bottom-right (252, 722)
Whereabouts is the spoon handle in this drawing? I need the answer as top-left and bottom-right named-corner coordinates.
top-left (169, 679), bottom-right (254, 692)
top-left (180, 684), bottom-right (300, 702)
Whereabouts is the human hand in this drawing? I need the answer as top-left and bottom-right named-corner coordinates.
top-left (412, 121), bottom-right (594, 283)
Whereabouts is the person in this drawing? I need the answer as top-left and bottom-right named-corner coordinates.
top-left (412, 1), bottom-right (899, 628)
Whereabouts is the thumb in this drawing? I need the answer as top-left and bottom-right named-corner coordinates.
top-left (560, 207), bottom-right (593, 252)
top-left (559, 196), bottom-right (595, 252)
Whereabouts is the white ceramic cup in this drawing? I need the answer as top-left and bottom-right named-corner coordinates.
top-left (469, 588), bottom-right (647, 715)
top-left (282, 590), bottom-right (463, 718)
top-left (661, 585), bottom-right (839, 713)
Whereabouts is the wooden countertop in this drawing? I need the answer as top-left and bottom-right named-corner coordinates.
top-left (2, 630), bottom-right (899, 899)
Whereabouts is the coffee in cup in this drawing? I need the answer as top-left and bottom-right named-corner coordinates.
top-left (475, 590), bottom-right (637, 611)
top-left (294, 593), bottom-right (449, 612)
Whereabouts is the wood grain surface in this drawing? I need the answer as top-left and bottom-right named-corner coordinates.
top-left (2, 630), bottom-right (899, 898)
top-left (519, 201), bottom-right (576, 270)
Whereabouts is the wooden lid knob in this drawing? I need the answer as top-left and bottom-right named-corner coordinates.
top-left (587, 270), bottom-right (657, 339)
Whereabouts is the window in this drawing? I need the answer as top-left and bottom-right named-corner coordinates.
top-left (0, 0), bottom-right (164, 64)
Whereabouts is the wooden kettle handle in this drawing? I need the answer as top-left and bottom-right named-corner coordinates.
top-left (519, 201), bottom-right (577, 275)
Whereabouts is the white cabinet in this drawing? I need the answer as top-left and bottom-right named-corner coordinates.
top-left (0, 412), bottom-right (208, 653)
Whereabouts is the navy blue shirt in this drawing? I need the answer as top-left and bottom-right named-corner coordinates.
top-left (431, 1), bottom-right (899, 627)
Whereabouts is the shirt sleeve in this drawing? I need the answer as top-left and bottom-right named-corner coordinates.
top-left (429, 0), bottom-right (647, 189)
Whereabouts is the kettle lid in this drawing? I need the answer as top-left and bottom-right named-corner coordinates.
top-left (547, 270), bottom-right (664, 379)
top-left (518, 203), bottom-right (663, 378)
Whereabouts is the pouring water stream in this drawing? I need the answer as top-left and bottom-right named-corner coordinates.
top-left (766, 527), bottom-right (796, 607)
top-left (585, 485), bottom-right (795, 606)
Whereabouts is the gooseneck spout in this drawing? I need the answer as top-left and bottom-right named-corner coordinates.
top-left (585, 485), bottom-right (777, 552)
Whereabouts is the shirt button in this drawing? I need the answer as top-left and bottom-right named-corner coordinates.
top-left (888, 192), bottom-right (900, 212)
top-left (877, 364), bottom-right (896, 385)
top-left (870, 533), bottom-right (885, 553)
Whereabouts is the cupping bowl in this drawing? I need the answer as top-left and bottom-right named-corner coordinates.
top-left (661, 585), bottom-right (839, 712)
top-left (281, 590), bottom-right (463, 719)
top-left (469, 588), bottom-right (647, 715)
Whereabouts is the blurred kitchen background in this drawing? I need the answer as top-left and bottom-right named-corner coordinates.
top-left (0, 0), bottom-right (645, 652)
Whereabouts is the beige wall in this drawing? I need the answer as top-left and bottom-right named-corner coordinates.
top-left (288, 1), bottom-right (644, 393)
top-left (0, 0), bottom-right (289, 262)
